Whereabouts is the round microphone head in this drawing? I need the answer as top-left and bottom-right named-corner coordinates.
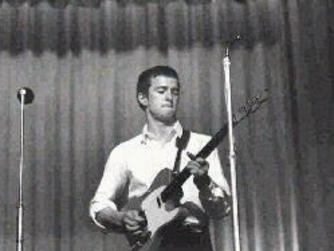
top-left (17, 87), bottom-right (34, 104)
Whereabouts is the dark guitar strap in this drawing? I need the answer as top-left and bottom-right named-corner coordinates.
top-left (172, 130), bottom-right (190, 177)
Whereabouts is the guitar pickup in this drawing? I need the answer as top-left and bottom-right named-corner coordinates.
top-left (156, 197), bottom-right (162, 208)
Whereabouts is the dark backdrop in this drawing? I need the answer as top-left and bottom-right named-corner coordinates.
top-left (0, 0), bottom-right (333, 251)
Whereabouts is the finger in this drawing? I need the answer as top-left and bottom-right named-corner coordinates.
top-left (126, 214), bottom-right (146, 230)
top-left (187, 154), bottom-right (208, 168)
top-left (132, 229), bottom-right (145, 236)
top-left (192, 165), bottom-right (209, 176)
top-left (126, 211), bottom-right (145, 221)
top-left (199, 164), bottom-right (209, 172)
top-left (192, 169), bottom-right (205, 176)
top-left (187, 160), bottom-right (201, 169)
top-left (131, 211), bottom-right (146, 223)
top-left (124, 224), bottom-right (142, 232)
top-left (194, 159), bottom-right (209, 173)
top-left (196, 158), bottom-right (208, 165)
top-left (190, 167), bottom-right (200, 175)
top-left (123, 217), bottom-right (139, 227)
top-left (124, 214), bottom-right (143, 226)
top-left (189, 161), bottom-right (206, 170)
top-left (187, 163), bottom-right (199, 174)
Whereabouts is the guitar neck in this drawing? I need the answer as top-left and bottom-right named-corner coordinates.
top-left (160, 120), bottom-right (238, 202)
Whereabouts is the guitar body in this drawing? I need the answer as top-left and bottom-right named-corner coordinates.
top-left (141, 186), bottom-right (180, 235)
top-left (123, 168), bottom-right (182, 251)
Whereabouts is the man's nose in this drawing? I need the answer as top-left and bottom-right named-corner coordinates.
top-left (165, 90), bottom-right (173, 100)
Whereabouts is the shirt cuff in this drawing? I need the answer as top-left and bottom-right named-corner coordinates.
top-left (198, 180), bottom-right (226, 201)
top-left (89, 199), bottom-right (117, 229)
top-left (210, 185), bottom-right (225, 198)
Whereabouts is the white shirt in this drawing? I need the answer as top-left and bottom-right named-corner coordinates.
top-left (90, 121), bottom-right (230, 228)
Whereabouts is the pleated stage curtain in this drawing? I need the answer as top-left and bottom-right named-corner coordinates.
top-left (0, 0), bottom-right (333, 251)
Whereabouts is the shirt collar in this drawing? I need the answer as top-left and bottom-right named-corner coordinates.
top-left (141, 121), bottom-right (183, 144)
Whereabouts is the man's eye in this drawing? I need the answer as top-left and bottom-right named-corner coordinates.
top-left (157, 89), bottom-right (165, 94)
top-left (172, 90), bottom-right (180, 95)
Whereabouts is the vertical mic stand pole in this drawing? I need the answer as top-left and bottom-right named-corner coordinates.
top-left (223, 47), bottom-right (241, 251)
top-left (17, 90), bottom-right (26, 251)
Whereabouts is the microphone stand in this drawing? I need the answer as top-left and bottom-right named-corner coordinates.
top-left (223, 44), bottom-right (241, 251)
top-left (17, 89), bottom-right (26, 251)
top-left (16, 87), bottom-right (33, 251)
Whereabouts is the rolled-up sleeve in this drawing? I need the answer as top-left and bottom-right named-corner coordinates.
top-left (89, 145), bottom-right (128, 228)
top-left (201, 149), bottom-right (231, 218)
top-left (207, 149), bottom-right (230, 196)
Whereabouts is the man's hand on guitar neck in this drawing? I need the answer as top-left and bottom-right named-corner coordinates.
top-left (186, 152), bottom-right (211, 189)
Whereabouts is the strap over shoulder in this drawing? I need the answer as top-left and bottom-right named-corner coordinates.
top-left (176, 130), bottom-right (190, 150)
top-left (173, 130), bottom-right (191, 175)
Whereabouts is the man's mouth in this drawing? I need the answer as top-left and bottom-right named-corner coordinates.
top-left (162, 104), bottom-right (173, 108)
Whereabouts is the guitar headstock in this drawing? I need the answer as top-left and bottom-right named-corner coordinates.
top-left (233, 89), bottom-right (270, 123)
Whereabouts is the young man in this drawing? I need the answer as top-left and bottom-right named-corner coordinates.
top-left (90, 66), bottom-right (231, 251)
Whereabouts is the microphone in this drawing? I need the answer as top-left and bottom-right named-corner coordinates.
top-left (17, 87), bottom-right (34, 104)
top-left (229, 35), bottom-right (242, 44)
top-left (225, 35), bottom-right (242, 57)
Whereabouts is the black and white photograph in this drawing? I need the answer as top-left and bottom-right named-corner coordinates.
top-left (0, 1), bottom-right (333, 251)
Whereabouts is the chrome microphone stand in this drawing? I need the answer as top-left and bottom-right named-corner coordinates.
top-left (16, 88), bottom-right (34, 251)
top-left (223, 37), bottom-right (241, 251)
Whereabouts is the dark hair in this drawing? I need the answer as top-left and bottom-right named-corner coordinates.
top-left (136, 65), bottom-right (179, 110)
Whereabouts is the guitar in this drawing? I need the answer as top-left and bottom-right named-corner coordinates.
top-left (123, 89), bottom-right (270, 251)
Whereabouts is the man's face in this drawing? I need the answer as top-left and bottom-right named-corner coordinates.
top-left (141, 75), bottom-right (180, 124)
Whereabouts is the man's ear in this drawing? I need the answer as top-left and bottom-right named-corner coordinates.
top-left (137, 92), bottom-right (148, 107)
